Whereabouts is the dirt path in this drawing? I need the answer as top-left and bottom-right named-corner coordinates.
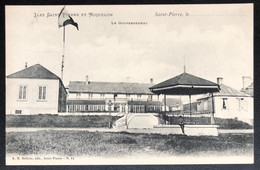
top-left (6, 127), bottom-right (254, 134)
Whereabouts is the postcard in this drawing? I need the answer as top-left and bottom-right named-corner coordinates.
top-left (5, 4), bottom-right (254, 165)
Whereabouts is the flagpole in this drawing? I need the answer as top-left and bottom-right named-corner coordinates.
top-left (61, 26), bottom-right (65, 81)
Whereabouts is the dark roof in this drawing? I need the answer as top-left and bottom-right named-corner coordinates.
top-left (7, 64), bottom-right (60, 80)
top-left (68, 81), bottom-right (154, 95)
top-left (215, 84), bottom-right (250, 97)
top-left (7, 64), bottom-right (67, 94)
top-left (150, 72), bottom-right (220, 95)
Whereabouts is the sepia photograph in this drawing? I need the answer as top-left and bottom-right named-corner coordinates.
top-left (5, 4), bottom-right (254, 165)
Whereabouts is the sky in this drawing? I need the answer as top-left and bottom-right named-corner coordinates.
top-left (6, 4), bottom-right (253, 91)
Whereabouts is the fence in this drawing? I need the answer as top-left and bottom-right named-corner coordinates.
top-left (159, 111), bottom-right (212, 125)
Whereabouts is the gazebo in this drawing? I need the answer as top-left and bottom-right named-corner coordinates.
top-left (149, 72), bottom-right (220, 125)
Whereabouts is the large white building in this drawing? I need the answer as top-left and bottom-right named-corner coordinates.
top-left (6, 64), bottom-right (67, 115)
top-left (66, 76), bottom-right (163, 113)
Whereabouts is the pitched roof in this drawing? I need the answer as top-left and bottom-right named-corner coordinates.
top-left (151, 72), bottom-right (218, 89)
top-left (7, 64), bottom-right (60, 80)
top-left (68, 81), bottom-right (154, 95)
top-left (198, 84), bottom-right (250, 100)
top-left (215, 84), bottom-right (250, 97)
top-left (7, 64), bottom-right (67, 94)
top-left (150, 72), bottom-right (220, 95)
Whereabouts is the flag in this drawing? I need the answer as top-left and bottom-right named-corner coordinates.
top-left (58, 6), bottom-right (79, 30)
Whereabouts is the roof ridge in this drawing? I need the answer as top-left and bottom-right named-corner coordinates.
top-left (70, 81), bottom-right (153, 85)
top-left (177, 72), bottom-right (186, 84)
top-left (7, 63), bottom-right (60, 80)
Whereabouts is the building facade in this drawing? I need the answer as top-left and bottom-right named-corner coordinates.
top-left (66, 76), bottom-right (163, 113)
top-left (6, 64), bottom-right (67, 115)
top-left (196, 78), bottom-right (253, 125)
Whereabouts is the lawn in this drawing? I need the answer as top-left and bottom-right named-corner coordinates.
top-left (6, 115), bottom-right (253, 129)
top-left (6, 130), bottom-right (253, 157)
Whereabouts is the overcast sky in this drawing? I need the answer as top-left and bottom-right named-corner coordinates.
top-left (6, 4), bottom-right (253, 90)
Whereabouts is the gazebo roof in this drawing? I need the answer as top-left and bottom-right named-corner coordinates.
top-left (149, 72), bottom-right (220, 95)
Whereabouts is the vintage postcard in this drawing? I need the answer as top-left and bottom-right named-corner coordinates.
top-left (5, 4), bottom-right (254, 165)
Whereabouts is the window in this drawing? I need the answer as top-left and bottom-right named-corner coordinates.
top-left (15, 110), bottom-right (22, 114)
top-left (101, 105), bottom-right (105, 111)
top-left (88, 94), bottom-right (93, 98)
top-left (100, 94), bottom-right (105, 98)
top-left (126, 94), bottom-right (130, 98)
top-left (238, 98), bottom-right (248, 111)
top-left (203, 101), bottom-right (208, 110)
top-left (121, 105), bottom-right (126, 113)
top-left (76, 93), bottom-right (81, 99)
top-left (18, 85), bottom-right (27, 100)
top-left (222, 98), bottom-right (228, 110)
top-left (38, 86), bottom-right (46, 100)
top-left (148, 95), bottom-right (153, 101)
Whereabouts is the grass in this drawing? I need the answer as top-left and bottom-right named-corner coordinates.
top-left (6, 130), bottom-right (253, 157)
top-left (6, 115), bottom-right (253, 129)
top-left (6, 115), bottom-right (121, 128)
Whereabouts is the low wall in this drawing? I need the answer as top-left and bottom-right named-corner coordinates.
top-left (153, 125), bottom-right (219, 136)
top-left (57, 112), bottom-right (125, 116)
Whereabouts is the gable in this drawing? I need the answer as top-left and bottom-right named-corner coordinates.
top-left (7, 64), bottom-right (60, 80)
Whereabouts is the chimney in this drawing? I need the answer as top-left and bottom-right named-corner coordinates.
top-left (150, 78), bottom-right (153, 84)
top-left (217, 77), bottom-right (223, 85)
top-left (25, 62), bottom-right (27, 68)
top-left (242, 76), bottom-right (252, 89)
top-left (86, 75), bottom-right (89, 85)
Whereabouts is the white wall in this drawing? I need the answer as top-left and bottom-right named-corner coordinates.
top-left (197, 96), bottom-right (254, 125)
top-left (214, 96), bottom-right (253, 122)
top-left (6, 78), bottom-right (59, 115)
top-left (67, 92), bottom-right (161, 101)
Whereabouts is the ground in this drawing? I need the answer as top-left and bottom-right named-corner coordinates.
top-left (6, 115), bottom-right (253, 129)
top-left (6, 115), bottom-right (254, 164)
top-left (6, 130), bottom-right (253, 157)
